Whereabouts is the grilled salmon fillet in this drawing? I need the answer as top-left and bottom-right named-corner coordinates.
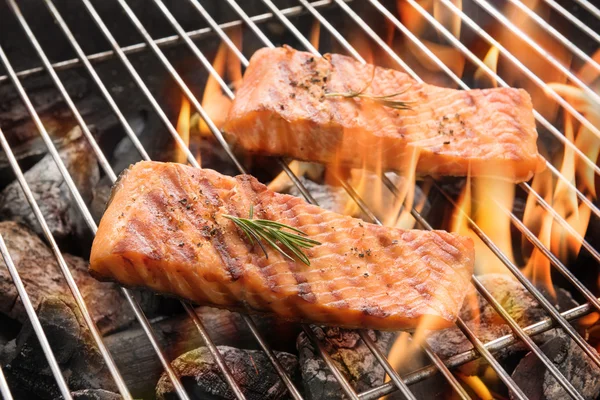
top-left (223, 47), bottom-right (545, 182)
top-left (90, 161), bottom-right (474, 330)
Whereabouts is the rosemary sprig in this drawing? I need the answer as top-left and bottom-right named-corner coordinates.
top-left (223, 205), bottom-right (321, 266)
top-left (325, 74), bottom-right (413, 110)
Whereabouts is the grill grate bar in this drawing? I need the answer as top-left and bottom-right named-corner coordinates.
top-left (507, 0), bottom-right (600, 72)
top-left (165, 1), bottom-right (363, 397)
top-left (455, 318), bottom-right (528, 400)
top-left (0, 90), bottom-right (132, 397)
top-left (404, 0), bottom-right (600, 212)
top-left (41, 0), bottom-right (150, 162)
top-left (0, 0), bottom-right (341, 84)
top-left (500, 200), bottom-right (600, 313)
top-left (81, 0), bottom-right (254, 397)
top-left (368, 0), bottom-right (600, 344)
top-left (437, 182), bottom-right (600, 367)
top-left (3, 5), bottom-right (140, 395)
top-left (154, 5), bottom-right (308, 395)
top-left (476, 0), bottom-right (600, 106)
top-left (544, 0), bottom-right (600, 44)
top-left (573, 0), bottom-right (600, 20)
top-left (520, 182), bottom-right (600, 265)
top-left (440, 0), bottom-right (600, 142)
top-left (302, 325), bottom-right (360, 400)
top-left (0, 183), bottom-right (72, 400)
top-left (229, 2), bottom-right (423, 397)
top-left (332, 0), bottom-right (599, 392)
top-left (471, 276), bottom-right (584, 399)
top-left (243, 1), bottom-right (573, 398)
top-left (242, 315), bottom-right (304, 400)
top-left (0, 362), bottom-right (12, 400)
top-left (408, 0), bottom-right (600, 183)
top-left (0, 38), bottom-right (191, 394)
top-left (358, 331), bottom-right (418, 400)
top-left (0, 1), bottom-right (597, 399)
top-left (362, 298), bottom-right (599, 398)
top-left (189, 0), bottom-right (598, 398)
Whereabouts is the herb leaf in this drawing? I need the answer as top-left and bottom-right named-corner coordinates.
top-left (223, 206), bottom-right (321, 266)
top-left (324, 72), bottom-right (413, 110)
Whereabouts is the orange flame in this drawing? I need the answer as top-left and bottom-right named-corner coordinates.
top-left (198, 27), bottom-right (242, 136)
top-left (432, 0), bottom-right (462, 39)
top-left (175, 96), bottom-right (192, 165)
top-left (548, 82), bottom-right (600, 197)
top-left (474, 46), bottom-right (500, 88)
top-left (309, 19), bottom-right (320, 50)
top-left (451, 175), bottom-right (515, 276)
top-left (456, 372), bottom-right (493, 400)
top-left (522, 112), bottom-right (592, 294)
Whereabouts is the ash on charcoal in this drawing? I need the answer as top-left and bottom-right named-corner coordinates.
top-left (3, 297), bottom-right (118, 399)
top-left (156, 345), bottom-right (299, 400)
top-left (71, 389), bottom-right (122, 400)
top-left (511, 331), bottom-right (600, 400)
top-left (104, 307), bottom-right (299, 398)
top-left (0, 126), bottom-right (99, 250)
top-left (0, 221), bottom-right (157, 334)
top-left (426, 274), bottom-right (577, 375)
top-left (297, 327), bottom-right (395, 400)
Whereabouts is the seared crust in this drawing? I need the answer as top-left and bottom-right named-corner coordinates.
top-left (223, 46), bottom-right (545, 182)
top-left (90, 161), bottom-right (474, 331)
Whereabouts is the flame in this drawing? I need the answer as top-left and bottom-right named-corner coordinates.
top-left (175, 95), bottom-right (192, 164)
top-left (580, 312), bottom-right (600, 328)
top-left (456, 372), bottom-right (493, 400)
top-left (474, 46), bottom-right (500, 88)
top-left (309, 19), bottom-right (320, 50)
top-left (548, 82), bottom-right (600, 197)
top-left (398, 0), bottom-right (461, 38)
top-left (395, 0), bottom-right (465, 85)
top-left (384, 315), bottom-right (443, 388)
top-left (495, 0), bottom-right (571, 123)
top-left (451, 175), bottom-right (515, 275)
top-left (577, 48), bottom-right (600, 85)
top-left (522, 112), bottom-right (592, 294)
top-left (433, 0), bottom-right (462, 39)
top-left (198, 27), bottom-right (242, 136)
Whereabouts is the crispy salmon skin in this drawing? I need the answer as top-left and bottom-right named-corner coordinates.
top-left (223, 47), bottom-right (545, 182)
top-left (90, 161), bottom-right (474, 330)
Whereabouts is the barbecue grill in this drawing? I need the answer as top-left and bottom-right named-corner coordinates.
top-left (0, 0), bottom-right (598, 399)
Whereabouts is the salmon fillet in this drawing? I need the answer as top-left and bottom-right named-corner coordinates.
top-left (223, 46), bottom-right (546, 182)
top-left (90, 161), bottom-right (474, 330)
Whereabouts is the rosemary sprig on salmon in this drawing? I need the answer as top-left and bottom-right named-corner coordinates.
top-left (223, 205), bottom-right (321, 266)
top-left (90, 162), bottom-right (475, 331)
top-left (325, 76), bottom-right (413, 111)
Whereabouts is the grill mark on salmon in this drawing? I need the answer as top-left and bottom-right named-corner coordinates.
top-left (90, 161), bottom-right (475, 330)
top-left (223, 46), bottom-right (546, 182)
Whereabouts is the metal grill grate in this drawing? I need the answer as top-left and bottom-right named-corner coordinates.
top-left (0, 1), bottom-right (599, 399)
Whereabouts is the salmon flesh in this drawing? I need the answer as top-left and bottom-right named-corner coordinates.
top-left (90, 161), bottom-right (474, 330)
top-left (223, 46), bottom-right (545, 182)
